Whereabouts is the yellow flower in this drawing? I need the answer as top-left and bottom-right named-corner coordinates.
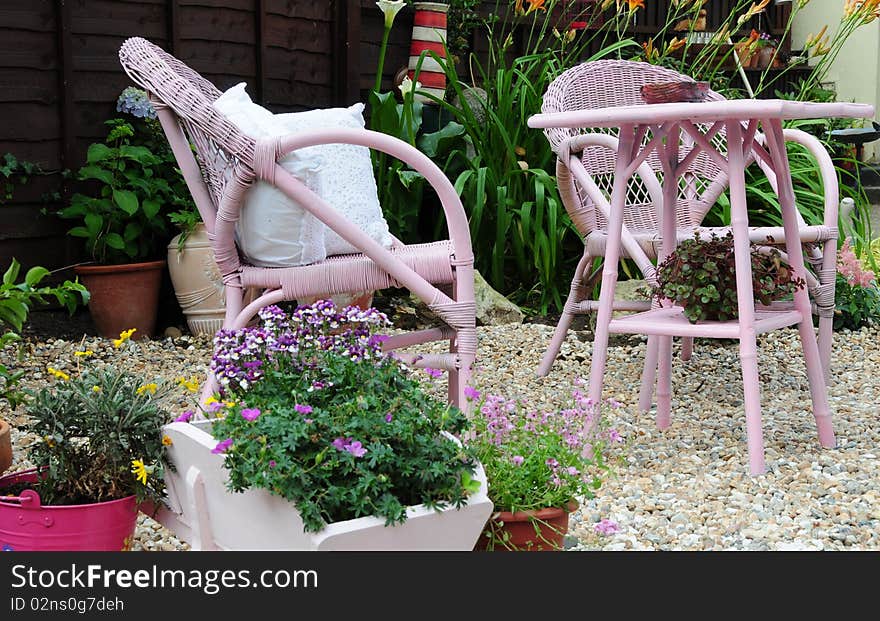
top-left (205, 395), bottom-right (219, 405)
top-left (43, 435), bottom-right (56, 448)
top-left (225, 401), bottom-right (236, 408)
top-left (177, 376), bottom-right (200, 392)
top-left (92, 385), bottom-right (101, 393)
top-left (131, 459), bottom-right (148, 485)
top-left (74, 350), bottom-right (94, 358)
top-left (162, 435), bottom-right (173, 446)
top-left (136, 383), bottom-right (158, 396)
top-left (47, 366), bottom-right (70, 381)
top-left (113, 328), bottom-right (137, 348)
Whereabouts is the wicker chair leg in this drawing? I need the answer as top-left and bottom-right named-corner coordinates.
top-left (680, 336), bottom-right (694, 361)
top-left (537, 251), bottom-right (593, 377)
top-left (638, 335), bottom-right (659, 413)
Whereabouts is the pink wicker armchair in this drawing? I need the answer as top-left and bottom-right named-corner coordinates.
top-left (118, 38), bottom-right (476, 407)
top-left (537, 60), bottom-right (840, 408)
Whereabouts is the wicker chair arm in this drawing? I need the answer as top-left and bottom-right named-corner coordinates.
top-left (212, 127), bottom-right (472, 308)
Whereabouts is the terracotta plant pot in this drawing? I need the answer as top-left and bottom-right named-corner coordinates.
top-left (167, 224), bottom-right (226, 336)
top-left (75, 260), bottom-right (166, 339)
top-left (474, 501), bottom-right (578, 551)
top-left (0, 469), bottom-right (138, 551)
top-left (0, 419), bottom-right (11, 476)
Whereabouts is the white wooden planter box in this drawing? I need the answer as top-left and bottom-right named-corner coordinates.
top-left (156, 420), bottom-right (494, 551)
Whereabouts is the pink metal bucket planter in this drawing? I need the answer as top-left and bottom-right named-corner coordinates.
top-left (0, 469), bottom-right (138, 551)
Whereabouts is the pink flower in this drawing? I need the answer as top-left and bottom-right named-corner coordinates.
top-left (269, 460), bottom-right (277, 468)
top-left (512, 455), bottom-right (524, 466)
top-left (294, 404), bottom-right (313, 415)
top-left (174, 410), bottom-right (194, 423)
top-left (594, 518), bottom-right (620, 536)
top-left (240, 408), bottom-right (261, 421)
top-left (608, 429), bottom-right (623, 443)
top-left (424, 367), bottom-right (443, 378)
top-left (838, 238), bottom-right (876, 288)
top-left (385, 413), bottom-right (393, 423)
top-left (211, 438), bottom-right (233, 454)
top-left (331, 437), bottom-right (367, 458)
top-left (345, 441), bottom-right (367, 458)
top-left (464, 386), bottom-right (481, 401)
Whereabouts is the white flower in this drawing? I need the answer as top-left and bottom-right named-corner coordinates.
top-left (398, 75), bottom-right (422, 97)
top-left (376, 0), bottom-right (406, 28)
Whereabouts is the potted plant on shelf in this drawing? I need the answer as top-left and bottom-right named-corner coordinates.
top-left (0, 334), bottom-right (170, 551)
top-left (57, 87), bottom-right (191, 339)
top-left (654, 231), bottom-right (805, 324)
top-left (466, 385), bottom-right (625, 551)
top-left (157, 300), bottom-right (493, 550)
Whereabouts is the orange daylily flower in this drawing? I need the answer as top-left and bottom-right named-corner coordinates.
top-left (666, 37), bottom-right (686, 54)
top-left (625, 0), bottom-right (645, 10)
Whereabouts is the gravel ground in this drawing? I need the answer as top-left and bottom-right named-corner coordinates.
top-left (3, 319), bottom-right (879, 551)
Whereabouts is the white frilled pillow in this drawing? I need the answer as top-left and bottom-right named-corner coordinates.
top-left (212, 83), bottom-right (392, 268)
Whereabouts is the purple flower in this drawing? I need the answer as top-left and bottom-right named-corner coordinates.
top-left (345, 441), bottom-right (367, 458)
top-left (269, 460), bottom-right (277, 468)
top-left (241, 407), bottom-right (262, 421)
top-left (294, 404), bottom-right (313, 415)
top-left (424, 367), bottom-right (443, 378)
top-left (206, 401), bottom-right (224, 413)
top-left (594, 519), bottom-right (620, 536)
top-left (331, 436), bottom-right (367, 458)
top-left (211, 438), bottom-right (233, 454)
top-left (174, 410), bottom-right (194, 423)
top-left (545, 458), bottom-right (559, 468)
top-left (566, 466), bottom-right (580, 476)
top-left (512, 455), bottom-right (524, 466)
top-left (385, 413), bottom-right (393, 423)
top-left (608, 429), bottom-right (623, 443)
top-left (464, 386), bottom-right (481, 401)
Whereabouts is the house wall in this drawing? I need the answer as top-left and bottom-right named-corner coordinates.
top-left (792, 2), bottom-right (880, 161)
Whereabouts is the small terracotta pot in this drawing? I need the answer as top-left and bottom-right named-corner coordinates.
top-left (75, 260), bottom-right (166, 339)
top-left (474, 501), bottom-right (578, 551)
top-left (0, 419), bottom-right (11, 476)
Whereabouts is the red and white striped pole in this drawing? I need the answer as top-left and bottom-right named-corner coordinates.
top-left (408, 2), bottom-right (449, 103)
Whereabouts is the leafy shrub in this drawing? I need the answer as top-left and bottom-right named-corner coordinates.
top-left (655, 232), bottom-right (805, 323)
top-left (23, 358), bottom-right (170, 506)
top-left (206, 301), bottom-right (479, 533)
top-left (834, 238), bottom-right (880, 330)
top-left (0, 259), bottom-right (89, 409)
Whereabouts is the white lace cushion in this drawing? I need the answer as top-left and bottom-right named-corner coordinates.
top-left (212, 83), bottom-right (327, 267)
top-left (272, 104), bottom-right (393, 256)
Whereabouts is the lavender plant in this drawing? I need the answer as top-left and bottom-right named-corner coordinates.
top-left (207, 301), bottom-right (479, 533)
top-left (464, 385), bottom-right (623, 515)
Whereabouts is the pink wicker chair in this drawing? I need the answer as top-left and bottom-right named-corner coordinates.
top-left (118, 38), bottom-right (477, 408)
top-left (537, 60), bottom-right (840, 409)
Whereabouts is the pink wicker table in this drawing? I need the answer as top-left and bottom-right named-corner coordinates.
top-left (529, 99), bottom-right (874, 475)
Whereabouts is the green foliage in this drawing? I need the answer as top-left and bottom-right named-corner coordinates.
top-left (0, 258), bottom-right (88, 410)
top-left (0, 259), bottom-right (89, 332)
top-left (0, 153), bottom-right (41, 204)
top-left (58, 118), bottom-right (189, 264)
top-left (655, 232), bottom-right (805, 324)
top-left (834, 274), bottom-right (880, 330)
top-left (208, 302), bottom-right (478, 533)
top-left (23, 366), bottom-right (170, 506)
